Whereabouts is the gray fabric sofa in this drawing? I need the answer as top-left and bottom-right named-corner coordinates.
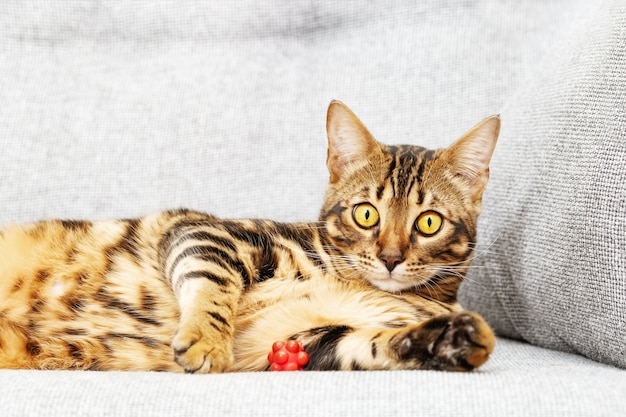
top-left (1, 1), bottom-right (625, 416)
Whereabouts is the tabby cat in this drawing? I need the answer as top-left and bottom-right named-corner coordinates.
top-left (0, 101), bottom-right (499, 373)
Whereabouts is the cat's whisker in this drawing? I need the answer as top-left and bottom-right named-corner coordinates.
top-left (457, 274), bottom-right (488, 292)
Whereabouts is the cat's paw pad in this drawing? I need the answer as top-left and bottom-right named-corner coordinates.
top-left (431, 312), bottom-right (495, 370)
top-left (397, 311), bottom-right (495, 371)
top-left (172, 329), bottom-right (233, 373)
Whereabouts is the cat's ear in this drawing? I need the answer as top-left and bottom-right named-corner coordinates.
top-left (441, 115), bottom-right (500, 201)
top-left (326, 100), bottom-right (382, 183)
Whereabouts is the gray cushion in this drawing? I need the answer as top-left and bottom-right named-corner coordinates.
top-left (459, 1), bottom-right (626, 368)
top-left (2, 339), bottom-right (625, 417)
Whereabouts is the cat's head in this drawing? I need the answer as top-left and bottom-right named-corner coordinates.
top-left (320, 100), bottom-right (499, 300)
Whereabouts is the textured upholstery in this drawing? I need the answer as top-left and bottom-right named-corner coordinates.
top-left (2, 339), bottom-right (624, 417)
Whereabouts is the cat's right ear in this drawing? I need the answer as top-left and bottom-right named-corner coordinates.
top-left (326, 100), bottom-right (382, 184)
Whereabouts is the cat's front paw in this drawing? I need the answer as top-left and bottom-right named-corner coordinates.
top-left (172, 327), bottom-right (234, 373)
top-left (395, 311), bottom-right (495, 371)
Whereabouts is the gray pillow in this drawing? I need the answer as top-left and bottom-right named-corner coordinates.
top-left (459, 2), bottom-right (626, 369)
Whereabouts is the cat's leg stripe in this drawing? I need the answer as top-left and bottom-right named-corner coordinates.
top-left (176, 270), bottom-right (229, 290)
top-left (295, 325), bottom-right (354, 371)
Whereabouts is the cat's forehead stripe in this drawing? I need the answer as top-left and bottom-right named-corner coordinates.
top-left (384, 145), bottom-right (435, 199)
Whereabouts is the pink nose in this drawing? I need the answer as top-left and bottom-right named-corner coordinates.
top-left (378, 250), bottom-right (404, 272)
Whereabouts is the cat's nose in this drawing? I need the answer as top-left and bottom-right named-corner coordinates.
top-left (378, 250), bottom-right (404, 272)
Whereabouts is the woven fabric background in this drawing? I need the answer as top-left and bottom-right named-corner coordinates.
top-left (1, 1), bottom-right (625, 415)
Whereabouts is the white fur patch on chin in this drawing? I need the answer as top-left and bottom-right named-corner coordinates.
top-left (368, 278), bottom-right (409, 293)
top-left (365, 265), bottom-right (413, 293)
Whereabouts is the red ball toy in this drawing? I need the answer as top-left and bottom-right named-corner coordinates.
top-left (267, 340), bottom-right (309, 371)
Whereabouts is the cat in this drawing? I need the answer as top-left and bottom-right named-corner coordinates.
top-left (0, 101), bottom-right (499, 373)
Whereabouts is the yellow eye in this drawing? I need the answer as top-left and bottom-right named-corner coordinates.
top-left (352, 203), bottom-right (380, 229)
top-left (416, 211), bottom-right (443, 236)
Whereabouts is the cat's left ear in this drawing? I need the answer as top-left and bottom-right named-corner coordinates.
top-left (441, 115), bottom-right (500, 201)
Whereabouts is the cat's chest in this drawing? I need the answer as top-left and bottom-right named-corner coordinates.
top-left (240, 267), bottom-right (326, 314)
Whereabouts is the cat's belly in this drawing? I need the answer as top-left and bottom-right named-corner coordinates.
top-left (0, 222), bottom-right (182, 371)
top-left (231, 274), bottom-right (434, 372)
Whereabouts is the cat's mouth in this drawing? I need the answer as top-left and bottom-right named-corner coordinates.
top-left (365, 267), bottom-right (422, 293)
top-left (365, 265), bottom-right (449, 294)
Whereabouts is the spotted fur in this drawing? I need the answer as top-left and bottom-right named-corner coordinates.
top-left (0, 101), bottom-right (499, 372)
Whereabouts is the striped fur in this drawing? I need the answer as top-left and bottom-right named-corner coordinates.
top-left (0, 101), bottom-right (499, 372)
